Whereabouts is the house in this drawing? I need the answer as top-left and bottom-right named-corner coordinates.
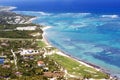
top-left (37, 61), bottom-right (45, 67)
top-left (19, 48), bottom-right (39, 56)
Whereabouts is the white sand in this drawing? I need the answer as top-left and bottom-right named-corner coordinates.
top-left (42, 26), bottom-right (52, 47)
top-left (42, 26), bottom-right (52, 31)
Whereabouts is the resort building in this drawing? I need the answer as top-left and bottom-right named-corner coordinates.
top-left (19, 48), bottom-right (39, 56)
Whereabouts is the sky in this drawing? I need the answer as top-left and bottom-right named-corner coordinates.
top-left (0, 0), bottom-right (120, 13)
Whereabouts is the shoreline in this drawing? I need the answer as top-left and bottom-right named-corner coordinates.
top-left (42, 26), bottom-right (52, 31)
top-left (12, 9), bottom-right (117, 79)
top-left (41, 27), bottom-right (113, 79)
top-left (42, 26), bottom-right (52, 47)
top-left (2, 6), bottom-right (116, 79)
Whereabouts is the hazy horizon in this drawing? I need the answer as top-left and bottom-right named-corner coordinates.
top-left (0, 0), bottom-right (120, 13)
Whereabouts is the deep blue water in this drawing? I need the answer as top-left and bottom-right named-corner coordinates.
top-left (15, 11), bottom-right (120, 78)
top-left (0, 0), bottom-right (120, 14)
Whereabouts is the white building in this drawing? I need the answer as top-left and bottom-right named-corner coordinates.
top-left (16, 26), bottom-right (37, 31)
top-left (19, 49), bottom-right (39, 56)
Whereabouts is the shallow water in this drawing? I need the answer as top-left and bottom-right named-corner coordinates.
top-left (16, 11), bottom-right (120, 77)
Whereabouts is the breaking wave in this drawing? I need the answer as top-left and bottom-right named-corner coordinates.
top-left (101, 15), bottom-right (119, 18)
top-left (14, 11), bottom-right (52, 16)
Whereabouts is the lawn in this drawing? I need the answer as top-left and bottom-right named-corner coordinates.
top-left (50, 54), bottom-right (109, 79)
top-left (37, 41), bottom-right (47, 47)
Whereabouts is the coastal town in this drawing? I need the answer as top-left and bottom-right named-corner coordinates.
top-left (0, 6), bottom-right (117, 80)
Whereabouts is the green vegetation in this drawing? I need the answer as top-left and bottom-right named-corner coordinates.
top-left (37, 41), bottom-right (47, 47)
top-left (0, 23), bottom-right (43, 30)
top-left (0, 40), bottom-right (63, 80)
top-left (0, 30), bottom-right (42, 39)
top-left (50, 54), bottom-right (109, 79)
top-left (0, 23), bottom-right (43, 39)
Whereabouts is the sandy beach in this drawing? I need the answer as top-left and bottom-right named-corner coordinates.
top-left (42, 26), bottom-right (52, 31)
top-left (42, 26), bottom-right (53, 46)
top-left (41, 26), bottom-right (111, 77)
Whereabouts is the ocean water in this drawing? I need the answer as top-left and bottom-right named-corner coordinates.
top-left (15, 11), bottom-right (120, 78)
top-left (1, 0), bottom-right (120, 14)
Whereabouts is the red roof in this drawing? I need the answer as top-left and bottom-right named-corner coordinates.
top-left (37, 61), bottom-right (44, 64)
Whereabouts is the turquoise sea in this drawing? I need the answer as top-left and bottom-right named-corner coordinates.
top-left (15, 11), bottom-right (120, 78)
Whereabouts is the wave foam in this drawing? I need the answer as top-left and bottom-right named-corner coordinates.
top-left (15, 11), bottom-right (52, 16)
top-left (55, 13), bottom-right (91, 17)
top-left (37, 12), bottom-right (51, 16)
top-left (101, 15), bottom-right (119, 18)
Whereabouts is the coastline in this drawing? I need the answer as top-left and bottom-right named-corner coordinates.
top-left (42, 26), bottom-right (52, 46)
top-left (1, 5), bottom-right (117, 79)
top-left (41, 26), bottom-right (112, 79)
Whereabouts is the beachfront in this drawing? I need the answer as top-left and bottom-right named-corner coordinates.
top-left (41, 27), bottom-right (112, 79)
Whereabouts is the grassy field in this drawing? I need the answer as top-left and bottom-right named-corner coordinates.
top-left (50, 54), bottom-right (109, 79)
top-left (37, 41), bottom-right (47, 47)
